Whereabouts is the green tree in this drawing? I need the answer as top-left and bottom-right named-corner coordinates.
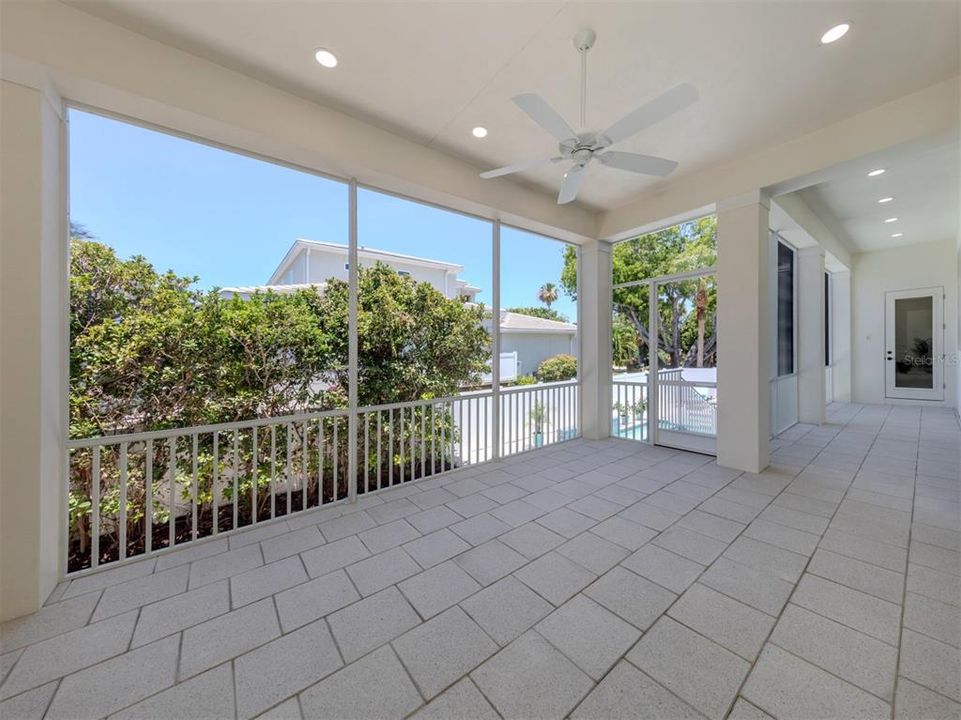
top-left (537, 282), bottom-right (559, 309)
top-left (69, 237), bottom-right (490, 569)
top-left (536, 354), bottom-right (577, 382)
top-left (561, 216), bottom-right (716, 368)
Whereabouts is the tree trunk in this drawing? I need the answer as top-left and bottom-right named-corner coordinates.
top-left (695, 284), bottom-right (707, 368)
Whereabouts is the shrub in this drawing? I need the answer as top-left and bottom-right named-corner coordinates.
top-left (536, 354), bottom-right (577, 382)
top-left (514, 374), bottom-right (537, 386)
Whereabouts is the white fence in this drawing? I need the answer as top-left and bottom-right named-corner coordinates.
top-left (480, 351), bottom-right (520, 384)
top-left (65, 381), bottom-right (578, 575)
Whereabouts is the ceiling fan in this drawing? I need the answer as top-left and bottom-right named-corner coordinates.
top-left (480, 29), bottom-right (699, 205)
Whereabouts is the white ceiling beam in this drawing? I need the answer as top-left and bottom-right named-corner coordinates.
top-left (599, 77), bottom-right (959, 241)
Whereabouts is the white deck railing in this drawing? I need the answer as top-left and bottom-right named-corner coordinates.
top-left (613, 370), bottom-right (717, 441)
top-left (65, 380), bottom-right (579, 575)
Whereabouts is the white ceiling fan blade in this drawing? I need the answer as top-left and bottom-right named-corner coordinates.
top-left (600, 83), bottom-right (699, 146)
top-left (480, 156), bottom-right (564, 179)
top-left (557, 164), bottom-right (587, 205)
top-left (597, 151), bottom-right (679, 177)
top-left (513, 93), bottom-right (578, 142)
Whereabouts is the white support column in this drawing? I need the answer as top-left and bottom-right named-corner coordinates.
top-left (1, 80), bottom-right (65, 620)
top-left (580, 240), bottom-right (613, 439)
top-left (716, 192), bottom-right (770, 473)
top-left (830, 270), bottom-right (852, 403)
top-left (797, 247), bottom-right (826, 424)
top-left (491, 220), bottom-right (501, 459)
top-left (347, 180), bottom-right (358, 502)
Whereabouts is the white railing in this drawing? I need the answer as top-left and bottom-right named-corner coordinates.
top-left (658, 368), bottom-right (717, 436)
top-left (65, 381), bottom-right (579, 575)
top-left (500, 380), bottom-right (579, 456)
top-left (612, 381), bottom-right (649, 441)
top-left (613, 370), bottom-right (717, 441)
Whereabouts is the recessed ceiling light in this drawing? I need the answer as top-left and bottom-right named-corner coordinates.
top-left (878, 197), bottom-right (894, 204)
top-left (867, 168), bottom-right (885, 177)
top-left (314, 49), bottom-right (338, 68)
top-left (891, 232), bottom-right (903, 238)
top-left (472, 126), bottom-right (488, 139)
top-left (820, 23), bottom-right (850, 44)
top-left (884, 217), bottom-right (898, 223)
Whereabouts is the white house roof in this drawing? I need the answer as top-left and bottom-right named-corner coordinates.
top-left (267, 239), bottom-right (466, 285)
top-left (218, 282), bottom-right (325, 299)
top-left (498, 311), bottom-right (576, 334)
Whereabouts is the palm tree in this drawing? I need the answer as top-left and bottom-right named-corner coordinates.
top-left (538, 282), bottom-right (559, 310)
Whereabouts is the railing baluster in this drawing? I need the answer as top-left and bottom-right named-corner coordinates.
top-left (212, 432), bottom-right (219, 534)
top-left (91, 446), bottom-right (100, 569)
top-left (118, 443), bottom-right (128, 561)
top-left (232, 431), bottom-right (239, 531)
top-left (409, 407), bottom-right (415, 481)
top-left (388, 408), bottom-right (394, 487)
top-left (333, 416), bottom-right (339, 500)
top-left (364, 412), bottom-right (370, 494)
top-left (420, 405), bottom-right (426, 479)
top-left (168, 437), bottom-right (176, 548)
top-left (286, 423), bottom-right (293, 514)
top-left (377, 411), bottom-right (383, 491)
top-left (318, 418), bottom-right (325, 506)
top-left (270, 426), bottom-right (276, 519)
top-left (251, 427), bottom-right (257, 525)
top-left (145, 440), bottom-right (152, 554)
top-left (302, 420), bottom-right (309, 512)
top-left (192, 434), bottom-right (199, 541)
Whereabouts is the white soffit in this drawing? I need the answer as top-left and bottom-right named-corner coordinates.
top-left (66, 0), bottom-right (960, 211)
top-left (797, 135), bottom-right (960, 253)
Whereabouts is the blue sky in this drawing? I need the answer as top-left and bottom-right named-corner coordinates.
top-left (69, 109), bottom-right (577, 322)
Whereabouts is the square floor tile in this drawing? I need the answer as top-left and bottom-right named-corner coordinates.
top-left (668, 583), bottom-right (774, 661)
top-left (514, 552), bottom-right (596, 605)
top-left (346, 547), bottom-right (421, 596)
top-left (234, 619), bottom-right (342, 719)
top-left (403, 529), bottom-right (471, 569)
top-left (273, 568), bottom-right (360, 633)
top-left (742, 644), bottom-right (890, 720)
top-left (627, 617), bottom-right (749, 720)
top-left (299, 646), bottom-right (422, 719)
top-left (398, 561), bottom-right (481, 619)
top-left (556, 532), bottom-right (629, 574)
top-left (393, 606), bottom-right (497, 699)
top-left (571, 661), bottom-right (703, 719)
top-left (622, 544), bottom-right (704, 594)
top-left (327, 586), bottom-right (421, 662)
top-left (471, 631), bottom-right (593, 719)
top-left (454, 540), bottom-right (527, 586)
top-left (499, 523), bottom-right (565, 559)
top-left (771, 604), bottom-right (897, 700)
top-left (460, 576), bottom-right (553, 646)
top-left (535, 594), bottom-right (640, 679)
top-left (584, 566), bottom-right (676, 631)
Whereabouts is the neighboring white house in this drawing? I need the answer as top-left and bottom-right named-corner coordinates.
top-left (220, 239), bottom-right (577, 379)
top-left (488, 310), bottom-right (577, 378)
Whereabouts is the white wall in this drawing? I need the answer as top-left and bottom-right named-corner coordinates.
top-left (303, 250), bottom-right (454, 297)
top-left (852, 239), bottom-right (959, 407)
top-left (501, 333), bottom-right (576, 378)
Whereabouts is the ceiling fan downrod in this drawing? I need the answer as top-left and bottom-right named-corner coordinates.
top-left (573, 29), bottom-right (596, 132)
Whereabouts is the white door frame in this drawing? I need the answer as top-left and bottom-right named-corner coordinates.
top-left (884, 287), bottom-right (944, 401)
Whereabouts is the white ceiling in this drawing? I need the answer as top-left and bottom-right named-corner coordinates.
top-left (67, 1), bottom-right (960, 211)
top-left (797, 135), bottom-right (960, 253)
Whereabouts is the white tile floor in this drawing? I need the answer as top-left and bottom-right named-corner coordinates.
top-left (2, 403), bottom-right (959, 719)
